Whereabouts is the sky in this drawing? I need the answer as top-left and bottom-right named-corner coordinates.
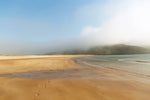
top-left (0, 0), bottom-right (150, 54)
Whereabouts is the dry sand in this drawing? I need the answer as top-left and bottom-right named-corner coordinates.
top-left (0, 55), bottom-right (150, 100)
top-left (0, 55), bottom-right (81, 75)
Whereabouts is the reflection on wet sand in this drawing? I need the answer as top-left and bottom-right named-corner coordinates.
top-left (0, 55), bottom-right (150, 100)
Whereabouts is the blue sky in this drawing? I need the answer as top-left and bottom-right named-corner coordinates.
top-left (0, 0), bottom-right (150, 54)
top-left (0, 0), bottom-right (106, 42)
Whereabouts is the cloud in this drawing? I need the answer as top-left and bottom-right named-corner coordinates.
top-left (79, 0), bottom-right (150, 46)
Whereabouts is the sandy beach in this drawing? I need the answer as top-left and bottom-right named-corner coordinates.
top-left (0, 55), bottom-right (80, 75)
top-left (0, 55), bottom-right (150, 100)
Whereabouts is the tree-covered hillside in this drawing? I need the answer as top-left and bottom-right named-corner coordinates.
top-left (86, 44), bottom-right (150, 55)
top-left (46, 44), bottom-right (150, 55)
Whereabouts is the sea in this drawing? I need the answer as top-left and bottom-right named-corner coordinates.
top-left (79, 54), bottom-right (150, 76)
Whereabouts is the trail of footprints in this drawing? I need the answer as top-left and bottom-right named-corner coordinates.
top-left (33, 80), bottom-right (51, 100)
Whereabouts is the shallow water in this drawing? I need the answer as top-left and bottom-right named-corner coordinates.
top-left (1, 54), bottom-right (150, 79)
top-left (78, 54), bottom-right (150, 76)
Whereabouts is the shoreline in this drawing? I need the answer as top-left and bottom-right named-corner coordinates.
top-left (0, 55), bottom-right (150, 100)
top-left (0, 55), bottom-right (85, 75)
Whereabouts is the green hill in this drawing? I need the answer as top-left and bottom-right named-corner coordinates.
top-left (86, 44), bottom-right (150, 55)
top-left (46, 44), bottom-right (150, 55)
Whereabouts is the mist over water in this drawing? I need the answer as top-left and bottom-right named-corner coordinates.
top-left (80, 0), bottom-right (150, 46)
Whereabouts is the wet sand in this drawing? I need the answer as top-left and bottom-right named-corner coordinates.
top-left (0, 55), bottom-right (150, 100)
